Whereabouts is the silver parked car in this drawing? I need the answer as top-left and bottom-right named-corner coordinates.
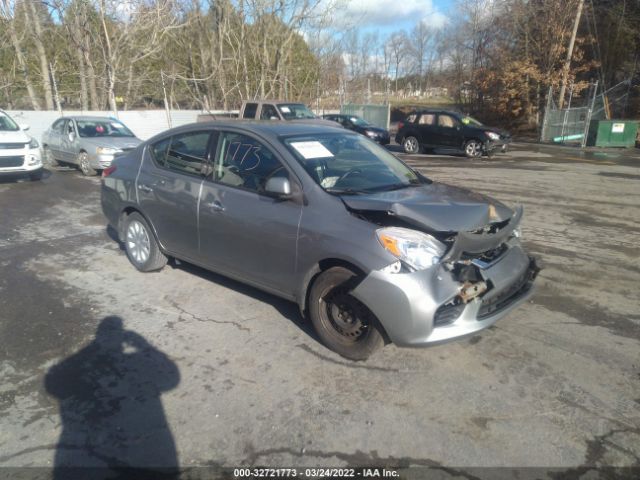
top-left (42, 116), bottom-right (141, 176)
top-left (101, 122), bottom-right (539, 360)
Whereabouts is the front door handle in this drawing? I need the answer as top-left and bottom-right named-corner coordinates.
top-left (205, 200), bottom-right (225, 212)
top-left (138, 183), bottom-right (153, 193)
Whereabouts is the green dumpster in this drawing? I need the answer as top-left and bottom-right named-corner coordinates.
top-left (586, 120), bottom-right (639, 147)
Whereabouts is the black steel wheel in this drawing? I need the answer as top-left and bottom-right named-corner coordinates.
top-left (309, 267), bottom-right (385, 361)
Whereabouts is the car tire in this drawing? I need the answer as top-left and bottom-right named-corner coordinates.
top-left (501, 144), bottom-right (508, 154)
top-left (123, 212), bottom-right (167, 272)
top-left (464, 139), bottom-right (483, 158)
top-left (402, 136), bottom-right (421, 154)
top-left (309, 267), bottom-right (385, 361)
top-left (29, 169), bottom-right (43, 181)
top-left (78, 151), bottom-right (97, 176)
top-left (43, 147), bottom-right (59, 167)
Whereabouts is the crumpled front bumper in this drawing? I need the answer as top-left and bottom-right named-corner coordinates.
top-left (350, 244), bottom-right (539, 347)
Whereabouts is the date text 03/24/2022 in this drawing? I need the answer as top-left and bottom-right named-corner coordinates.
top-left (233, 467), bottom-right (400, 478)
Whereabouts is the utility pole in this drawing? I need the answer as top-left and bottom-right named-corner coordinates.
top-left (558, 0), bottom-right (584, 109)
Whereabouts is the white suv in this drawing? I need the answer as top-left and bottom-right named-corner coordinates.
top-left (0, 110), bottom-right (43, 181)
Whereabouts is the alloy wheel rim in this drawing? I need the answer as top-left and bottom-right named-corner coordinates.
top-left (405, 138), bottom-right (418, 153)
top-left (467, 142), bottom-right (481, 157)
top-left (80, 154), bottom-right (90, 174)
top-left (126, 220), bottom-right (151, 265)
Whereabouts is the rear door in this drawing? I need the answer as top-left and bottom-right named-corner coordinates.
top-left (136, 130), bottom-right (213, 260)
top-left (46, 119), bottom-right (65, 159)
top-left (198, 130), bottom-right (301, 295)
top-left (60, 120), bottom-right (78, 162)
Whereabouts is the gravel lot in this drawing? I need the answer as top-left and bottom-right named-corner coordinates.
top-left (1, 143), bottom-right (639, 477)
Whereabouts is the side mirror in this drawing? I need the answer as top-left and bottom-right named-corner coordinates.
top-left (20, 124), bottom-right (30, 131)
top-left (264, 177), bottom-right (291, 198)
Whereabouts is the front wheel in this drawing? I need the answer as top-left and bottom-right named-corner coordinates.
top-left (402, 136), bottom-right (421, 154)
top-left (29, 169), bottom-right (43, 181)
top-left (78, 151), bottom-right (97, 176)
top-left (123, 213), bottom-right (167, 272)
top-left (464, 139), bottom-right (484, 158)
top-left (309, 267), bottom-right (385, 361)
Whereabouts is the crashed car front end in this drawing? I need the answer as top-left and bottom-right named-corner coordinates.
top-left (350, 205), bottom-right (539, 347)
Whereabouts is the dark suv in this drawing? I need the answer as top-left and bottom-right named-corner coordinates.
top-left (395, 110), bottom-right (511, 157)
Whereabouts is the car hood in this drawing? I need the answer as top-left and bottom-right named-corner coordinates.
top-left (340, 182), bottom-right (514, 233)
top-left (0, 130), bottom-right (30, 144)
top-left (81, 137), bottom-right (142, 150)
top-left (363, 126), bottom-right (388, 134)
top-left (469, 125), bottom-right (511, 138)
top-left (289, 118), bottom-right (342, 127)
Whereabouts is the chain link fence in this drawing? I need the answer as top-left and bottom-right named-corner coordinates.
top-left (541, 80), bottom-right (633, 147)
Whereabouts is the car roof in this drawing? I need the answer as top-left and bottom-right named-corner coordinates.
top-left (412, 109), bottom-right (462, 116)
top-left (246, 100), bottom-right (306, 105)
top-left (64, 116), bottom-right (123, 122)
top-left (164, 120), bottom-right (347, 140)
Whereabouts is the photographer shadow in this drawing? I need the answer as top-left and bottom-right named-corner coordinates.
top-left (45, 316), bottom-right (180, 479)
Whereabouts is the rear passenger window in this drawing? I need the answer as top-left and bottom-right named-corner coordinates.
top-left (52, 119), bottom-right (65, 134)
top-left (213, 132), bottom-right (288, 193)
top-left (419, 114), bottom-right (435, 125)
top-left (151, 137), bottom-right (171, 167)
top-left (243, 103), bottom-right (258, 119)
top-left (150, 132), bottom-right (211, 176)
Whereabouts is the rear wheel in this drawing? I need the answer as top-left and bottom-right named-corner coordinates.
top-left (309, 267), bottom-right (385, 361)
top-left (402, 136), bottom-right (421, 154)
top-left (464, 139), bottom-right (483, 158)
top-left (123, 213), bottom-right (167, 272)
top-left (43, 147), bottom-right (59, 167)
top-left (78, 151), bottom-right (97, 176)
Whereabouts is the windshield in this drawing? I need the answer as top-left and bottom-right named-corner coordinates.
top-left (76, 120), bottom-right (135, 138)
top-left (0, 112), bottom-right (20, 132)
top-left (283, 133), bottom-right (422, 194)
top-left (350, 116), bottom-right (370, 127)
top-left (461, 116), bottom-right (483, 127)
top-left (277, 104), bottom-right (316, 120)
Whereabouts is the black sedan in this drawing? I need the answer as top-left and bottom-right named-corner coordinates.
top-left (322, 114), bottom-right (390, 145)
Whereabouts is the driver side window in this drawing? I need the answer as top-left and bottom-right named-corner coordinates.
top-left (213, 132), bottom-right (288, 193)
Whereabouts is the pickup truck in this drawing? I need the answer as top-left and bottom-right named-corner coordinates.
top-left (239, 100), bottom-right (336, 126)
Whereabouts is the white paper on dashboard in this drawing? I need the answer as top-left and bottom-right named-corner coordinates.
top-left (290, 141), bottom-right (334, 159)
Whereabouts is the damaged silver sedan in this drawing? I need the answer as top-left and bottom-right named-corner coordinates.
top-left (101, 122), bottom-right (539, 361)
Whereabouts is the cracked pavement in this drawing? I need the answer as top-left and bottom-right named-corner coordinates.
top-left (0, 143), bottom-right (639, 476)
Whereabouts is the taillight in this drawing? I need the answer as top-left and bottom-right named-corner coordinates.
top-left (398, 121), bottom-right (404, 130)
top-left (102, 165), bottom-right (117, 178)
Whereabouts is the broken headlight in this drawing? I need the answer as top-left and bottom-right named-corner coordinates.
top-left (377, 227), bottom-right (446, 271)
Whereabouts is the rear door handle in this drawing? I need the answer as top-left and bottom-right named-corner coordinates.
top-left (205, 200), bottom-right (225, 212)
top-left (138, 184), bottom-right (153, 193)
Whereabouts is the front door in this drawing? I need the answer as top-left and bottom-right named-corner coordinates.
top-left (198, 130), bottom-right (301, 296)
top-left (136, 130), bottom-right (212, 260)
top-left (436, 113), bottom-right (464, 149)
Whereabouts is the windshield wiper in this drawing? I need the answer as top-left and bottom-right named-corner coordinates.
top-left (369, 181), bottom-right (422, 192)
top-left (325, 187), bottom-right (371, 195)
